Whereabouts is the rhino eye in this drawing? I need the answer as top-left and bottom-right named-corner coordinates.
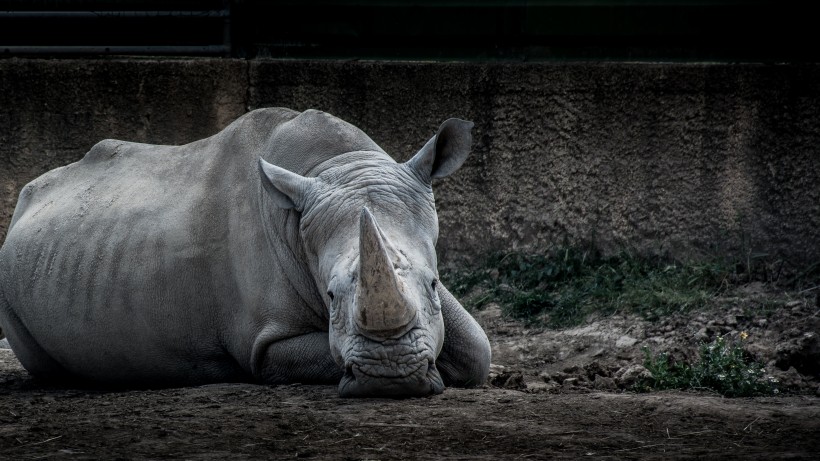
top-left (327, 290), bottom-right (335, 301)
top-left (431, 280), bottom-right (438, 290)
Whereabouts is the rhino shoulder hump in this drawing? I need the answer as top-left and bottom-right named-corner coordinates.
top-left (80, 139), bottom-right (143, 165)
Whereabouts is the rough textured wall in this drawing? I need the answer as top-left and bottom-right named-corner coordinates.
top-left (0, 58), bottom-right (248, 249)
top-left (1, 59), bottom-right (818, 270)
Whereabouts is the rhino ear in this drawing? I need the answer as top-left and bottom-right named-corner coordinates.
top-left (258, 158), bottom-right (314, 211)
top-left (407, 118), bottom-right (474, 181)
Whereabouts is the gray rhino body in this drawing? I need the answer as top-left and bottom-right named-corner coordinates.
top-left (0, 108), bottom-right (491, 397)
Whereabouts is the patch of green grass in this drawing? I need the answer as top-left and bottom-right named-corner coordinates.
top-left (441, 247), bottom-right (730, 328)
top-left (636, 336), bottom-right (777, 397)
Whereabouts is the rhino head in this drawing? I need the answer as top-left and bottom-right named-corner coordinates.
top-left (258, 118), bottom-right (473, 397)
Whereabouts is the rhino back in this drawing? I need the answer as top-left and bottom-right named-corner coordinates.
top-left (0, 108), bottom-right (312, 383)
top-left (0, 107), bottom-right (380, 384)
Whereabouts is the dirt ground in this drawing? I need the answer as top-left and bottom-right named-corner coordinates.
top-left (1, 284), bottom-right (818, 460)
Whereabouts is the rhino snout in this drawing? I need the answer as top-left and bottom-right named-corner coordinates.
top-left (338, 357), bottom-right (444, 398)
top-left (337, 330), bottom-right (444, 398)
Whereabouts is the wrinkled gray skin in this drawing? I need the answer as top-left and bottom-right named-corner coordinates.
top-left (0, 108), bottom-right (491, 397)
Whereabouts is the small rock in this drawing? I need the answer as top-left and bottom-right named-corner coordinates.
top-left (775, 332), bottom-right (820, 376)
top-left (584, 361), bottom-right (608, 379)
top-left (490, 371), bottom-right (527, 390)
top-left (552, 371), bottom-right (569, 384)
top-left (739, 282), bottom-right (765, 295)
top-left (511, 344), bottom-right (530, 353)
top-left (755, 318), bottom-right (768, 327)
top-left (772, 366), bottom-right (807, 391)
top-left (476, 305), bottom-right (503, 323)
top-left (526, 381), bottom-right (556, 394)
top-left (563, 377), bottom-right (579, 388)
top-left (616, 336), bottom-right (638, 348)
top-left (746, 342), bottom-right (772, 362)
top-left (694, 327), bottom-right (710, 342)
top-left (725, 315), bottom-right (738, 327)
top-left (615, 365), bottom-right (653, 388)
top-left (593, 375), bottom-right (617, 391)
top-left (616, 351), bottom-right (635, 360)
top-left (563, 365), bottom-right (581, 374)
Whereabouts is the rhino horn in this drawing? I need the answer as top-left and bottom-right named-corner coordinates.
top-left (356, 208), bottom-right (416, 338)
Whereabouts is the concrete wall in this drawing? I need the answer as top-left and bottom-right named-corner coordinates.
top-left (1, 59), bottom-right (818, 271)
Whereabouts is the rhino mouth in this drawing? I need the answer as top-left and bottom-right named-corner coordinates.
top-left (337, 331), bottom-right (444, 398)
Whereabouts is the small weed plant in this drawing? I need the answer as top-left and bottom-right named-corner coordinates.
top-left (442, 247), bottom-right (730, 327)
top-left (637, 335), bottom-right (777, 397)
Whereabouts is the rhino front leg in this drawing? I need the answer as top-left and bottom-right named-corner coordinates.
top-left (436, 283), bottom-right (492, 387)
top-left (255, 332), bottom-right (343, 385)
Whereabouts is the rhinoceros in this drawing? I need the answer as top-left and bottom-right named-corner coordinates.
top-left (0, 108), bottom-right (491, 397)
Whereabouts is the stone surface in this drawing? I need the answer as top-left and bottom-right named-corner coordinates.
top-left (2, 59), bottom-right (820, 270)
top-left (615, 364), bottom-right (653, 387)
top-left (615, 335), bottom-right (639, 348)
top-left (775, 331), bottom-right (820, 377)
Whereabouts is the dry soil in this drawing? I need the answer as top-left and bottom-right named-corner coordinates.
top-left (1, 284), bottom-right (818, 460)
